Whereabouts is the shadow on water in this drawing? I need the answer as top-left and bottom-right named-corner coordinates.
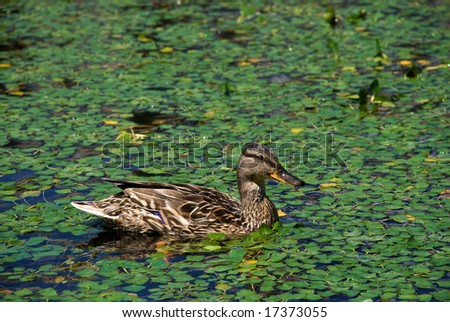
top-left (80, 224), bottom-right (214, 260)
top-left (128, 109), bottom-right (186, 126)
top-left (84, 229), bottom-right (164, 258)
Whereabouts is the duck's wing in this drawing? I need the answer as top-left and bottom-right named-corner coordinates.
top-left (73, 179), bottom-right (241, 234)
top-left (111, 179), bottom-right (240, 219)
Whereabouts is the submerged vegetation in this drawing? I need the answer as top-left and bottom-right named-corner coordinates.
top-left (0, 0), bottom-right (448, 301)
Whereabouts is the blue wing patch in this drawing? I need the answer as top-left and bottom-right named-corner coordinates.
top-left (152, 211), bottom-right (166, 224)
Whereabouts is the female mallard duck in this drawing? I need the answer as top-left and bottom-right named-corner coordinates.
top-left (71, 143), bottom-right (304, 239)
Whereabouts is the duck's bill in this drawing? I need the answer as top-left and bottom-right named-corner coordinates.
top-left (270, 168), bottom-right (305, 187)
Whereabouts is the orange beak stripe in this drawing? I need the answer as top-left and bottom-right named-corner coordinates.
top-left (270, 172), bottom-right (290, 184)
top-left (270, 170), bottom-right (305, 187)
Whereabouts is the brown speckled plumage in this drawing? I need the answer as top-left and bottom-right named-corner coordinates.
top-left (71, 143), bottom-right (304, 239)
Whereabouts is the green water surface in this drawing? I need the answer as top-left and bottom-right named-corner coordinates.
top-left (0, 0), bottom-right (449, 301)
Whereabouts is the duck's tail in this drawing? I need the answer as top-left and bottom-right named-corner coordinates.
top-left (71, 201), bottom-right (117, 219)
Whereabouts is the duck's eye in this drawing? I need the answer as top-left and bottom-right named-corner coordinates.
top-left (257, 155), bottom-right (264, 161)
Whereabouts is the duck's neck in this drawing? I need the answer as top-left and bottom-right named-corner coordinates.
top-left (237, 175), bottom-right (278, 232)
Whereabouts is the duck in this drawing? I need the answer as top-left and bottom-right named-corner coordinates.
top-left (71, 142), bottom-right (305, 239)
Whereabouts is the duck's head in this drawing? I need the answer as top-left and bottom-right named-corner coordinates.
top-left (237, 142), bottom-right (305, 188)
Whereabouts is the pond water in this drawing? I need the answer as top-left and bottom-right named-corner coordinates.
top-left (1, 0), bottom-right (449, 301)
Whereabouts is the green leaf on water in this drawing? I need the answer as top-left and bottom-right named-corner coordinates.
top-left (216, 283), bottom-right (232, 292)
top-left (185, 255), bottom-right (205, 262)
top-left (24, 236), bottom-right (47, 247)
top-left (412, 264), bottom-right (430, 274)
top-left (55, 189), bottom-right (72, 194)
top-left (0, 189), bottom-right (16, 196)
top-left (269, 253), bottom-right (286, 262)
top-left (75, 269), bottom-right (97, 278)
top-left (39, 288), bottom-right (58, 299)
top-left (228, 247), bottom-right (246, 262)
top-left (236, 289), bottom-right (262, 301)
top-left (203, 245), bottom-right (222, 251)
top-left (437, 281), bottom-right (450, 288)
top-left (260, 280), bottom-right (274, 292)
top-left (123, 285), bottom-right (145, 293)
top-left (20, 190), bottom-right (41, 198)
top-left (258, 224), bottom-right (273, 235)
top-left (207, 232), bottom-right (227, 241)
